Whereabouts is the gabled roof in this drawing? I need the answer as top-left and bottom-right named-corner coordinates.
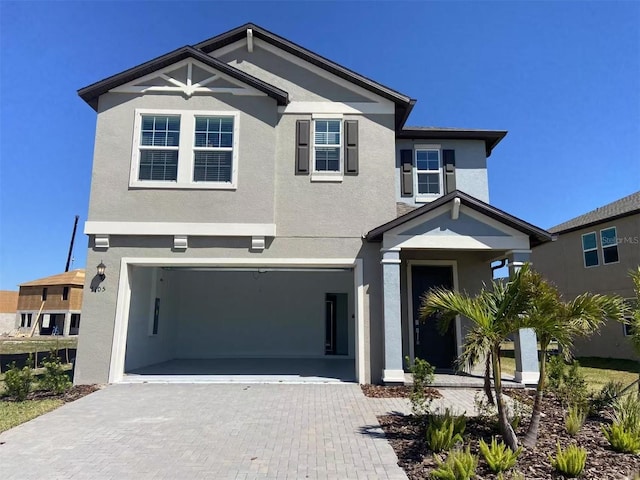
top-left (397, 127), bottom-right (507, 157)
top-left (192, 23), bottom-right (417, 129)
top-left (20, 270), bottom-right (86, 288)
top-left (78, 46), bottom-right (289, 111)
top-left (367, 191), bottom-right (554, 247)
top-left (549, 190), bottom-right (640, 234)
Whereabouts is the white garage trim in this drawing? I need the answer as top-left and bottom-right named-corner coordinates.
top-left (108, 257), bottom-right (365, 384)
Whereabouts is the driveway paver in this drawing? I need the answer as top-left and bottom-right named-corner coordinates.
top-left (0, 384), bottom-right (409, 480)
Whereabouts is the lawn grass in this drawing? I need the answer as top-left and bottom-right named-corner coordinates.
top-left (0, 399), bottom-right (64, 433)
top-left (500, 351), bottom-right (639, 392)
top-left (0, 337), bottom-right (77, 355)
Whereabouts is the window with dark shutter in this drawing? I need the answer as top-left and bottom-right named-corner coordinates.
top-left (295, 120), bottom-right (310, 175)
top-left (344, 120), bottom-right (358, 175)
top-left (400, 149), bottom-right (413, 196)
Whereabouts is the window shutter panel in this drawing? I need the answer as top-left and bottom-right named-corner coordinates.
top-left (442, 149), bottom-right (456, 193)
top-left (400, 149), bottom-right (413, 197)
top-left (295, 120), bottom-right (310, 175)
top-left (344, 120), bottom-right (358, 175)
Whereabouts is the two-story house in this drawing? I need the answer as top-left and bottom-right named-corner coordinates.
top-left (74, 23), bottom-right (552, 385)
top-left (532, 191), bottom-right (640, 360)
top-left (15, 270), bottom-right (84, 336)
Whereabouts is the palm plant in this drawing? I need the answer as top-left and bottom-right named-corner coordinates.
top-left (420, 264), bottom-right (533, 451)
top-left (627, 267), bottom-right (640, 391)
top-left (520, 269), bottom-right (626, 447)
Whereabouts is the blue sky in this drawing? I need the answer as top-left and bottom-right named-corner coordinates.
top-left (0, 1), bottom-right (638, 290)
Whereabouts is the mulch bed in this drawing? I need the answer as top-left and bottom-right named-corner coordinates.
top-left (361, 384), bottom-right (442, 399)
top-left (378, 389), bottom-right (640, 479)
top-left (1, 384), bottom-right (101, 403)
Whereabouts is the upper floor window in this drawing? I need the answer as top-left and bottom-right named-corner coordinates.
top-left (415, 149), bottom-right (441, 198)
top-left (130, 109), bottom-right (238, 189)
top-left (62, 287), bottom-right (69, 301)
top-left (139, 115), bottom-right (180, 181)
top-left (600, 227), bottom-right (619, 264)
top-left (42, 288), bottom-right (48, 301)
top-left (581, 232), bottom-right (599, 267)
top-left (194, 116), bottom-right (234, 183)
top-left (313, 119), bottom-right (341, 173)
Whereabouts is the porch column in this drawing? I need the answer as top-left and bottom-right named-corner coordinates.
top-left (62, 312), bottom-right (71, 336)
top-left (381, 249), bottom-right (405, 384)
top-left (508, 250), bottom-right (540, 385)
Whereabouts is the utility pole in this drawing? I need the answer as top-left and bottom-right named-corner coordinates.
top-left (65, 215), bottom-right (79, 272)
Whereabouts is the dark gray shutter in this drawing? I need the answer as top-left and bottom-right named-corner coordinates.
top-left (344, 120), bottom-right (358, 175)
top-left (442, 149), bottom-right (456, 193)
top-left (295, 120), bottom-right (310, 175)
top-left (400, 149), bottom-right (413, 196)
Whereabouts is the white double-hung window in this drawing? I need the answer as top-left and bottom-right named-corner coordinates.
top-left (313, 117), bottom-right (342, 179)
top-left (415, 147), bottom-right (442, 200)
top-left (131, 109), bottom-right (238, 189)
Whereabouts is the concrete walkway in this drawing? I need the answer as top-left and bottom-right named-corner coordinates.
top-left (0, 384), bottom-right (487, 480)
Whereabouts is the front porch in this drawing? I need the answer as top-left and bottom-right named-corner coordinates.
top-left (366, 191), bottom-right (553, 385)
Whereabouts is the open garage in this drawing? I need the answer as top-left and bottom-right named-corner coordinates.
top-left (118, 265), bottom-right (358, 383)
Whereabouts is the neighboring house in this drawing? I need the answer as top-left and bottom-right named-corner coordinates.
top-left (74, 23), bottom-right (552, 385)
top-left (532, 191), bottom-right (640, 360)
top-left (0, 291), bottom-right (18, 335)
top-left (15, 270), bottom-right (85, 336)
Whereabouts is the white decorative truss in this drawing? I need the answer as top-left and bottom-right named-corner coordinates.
top-left (110, 58), bottom-right (266, 98)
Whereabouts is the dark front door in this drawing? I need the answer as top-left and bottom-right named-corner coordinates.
top-left (411, 265), bottom-right (457, 370)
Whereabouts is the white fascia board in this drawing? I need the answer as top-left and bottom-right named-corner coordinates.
top-left (121, 257), bottom-right (358, 268)
top-left (382, 234), bottom-right (531, 251)
top-left (279, 102), bottom-right (394, 115)
top-left (85, 221), bottom-right (276, 237)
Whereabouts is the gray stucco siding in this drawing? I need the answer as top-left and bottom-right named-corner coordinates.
top-left (75, 236), bottom-right (382, 384)
top-left (217, 44), bottom-right (375, 103)
top-left (274, 114), bottom-right (397, 238)
top-left (89, 92), bottom-right (278, 224)
top-left (395, 139), bottom-right (489, 204)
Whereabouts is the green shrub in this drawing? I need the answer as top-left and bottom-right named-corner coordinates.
top-left (3, 361), bottom-right (33, 401)
top-left (590, 380), bottom-right (625, 413)
top-left (431, 446), bottom-right (478, 480)
top-left (602, 422), bottom-right (640, 454)
top-left (565, 405), bottom-right (587, 436)
top-left (547, 358), bottom-right (589, 408)
top-left (549, 443), bottom-right (587, 478)
top-left (39, 355), bottom-right (71, 394)
top-left (427, 410), bottom-right (466, 452)
top-left (478, 437), bottom-right (521, 473)
top-left (546, 355), bottom-right (565, 391)
top-left (406, 356), bottom-right (435, 416)
top-left (610, 393), bottom-right (640, 434)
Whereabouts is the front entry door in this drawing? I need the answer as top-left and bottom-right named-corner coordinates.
top-left (411, 265), bottom-right (457, 370)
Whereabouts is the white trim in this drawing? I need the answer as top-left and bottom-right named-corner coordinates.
top-left (354, 258), bottom-right (365, 384)
top-left (406, 260), bottom-right (460, 365)
top-left (383, 234), bottom-right (530, 251)
top-left (129, 109), bottom-right (239, 190)
top-left (173, 235), bottom-right (188, 250)
top-left (312, 117), bottom-right (343, 176)
top-left (95, 234), bottom-right (110, 249)
top-left (451, 198), bottom-right (461, 220)
top-left (85, 222), bottom-right (276, 237)
top-left (312, 112), bottom-right (344, 119)
top-left (514, 370), bottom-right (540, 385)
top-left (382, 369), bottom-right (406, 383)
top-left (110, 58), bottom-right (266, 98)
top-left (599, 226), bottom-right (620, 265)
top-left (246, 28), bottom-right (254, 53)
top-left (279, 102), bottom-right (393, 115)
top-left (581, 231), bottom-right (599, 268)
top-left (251, 236), bottom-right (265, 251)
top-left (108, 257), bottom-right (364, 384)
top-left (414, 147), bottom-right (443, 202)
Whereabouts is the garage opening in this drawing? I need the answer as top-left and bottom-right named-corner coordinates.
top-left (121, 266), bottom-right (356, 383)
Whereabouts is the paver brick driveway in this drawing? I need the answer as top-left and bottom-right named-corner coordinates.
top-left (0, 383), bottom-right (408, 480)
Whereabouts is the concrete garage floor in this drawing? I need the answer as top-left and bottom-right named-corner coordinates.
top-left (124, 358), bottom-right (356, 383)
top-left (0, 383), bottom-right (408, 480)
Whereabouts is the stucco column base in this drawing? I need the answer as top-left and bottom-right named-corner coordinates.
top-left (514, 370), bottom-right (540, 385)
top-left (383, 369), bottom-right (406, 385)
